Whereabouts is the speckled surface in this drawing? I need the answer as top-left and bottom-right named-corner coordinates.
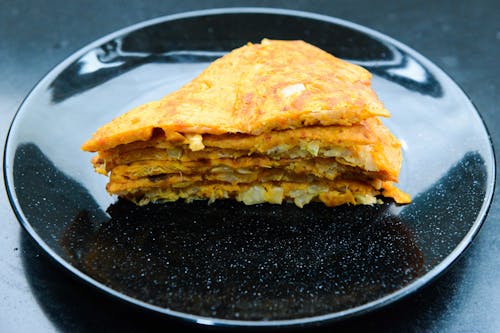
top-left (9, 140), bottom-right (489, 323)
top-left (1, 1), bottom-right (499, 332)
top-left (63, 200), bottom-right (424, 320)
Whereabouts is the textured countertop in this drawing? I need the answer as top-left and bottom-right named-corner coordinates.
top-left (1, 1), bottom-right (498, 332)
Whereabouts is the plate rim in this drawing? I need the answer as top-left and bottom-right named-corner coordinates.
top-left (3, 7), bottom-right (496, 327)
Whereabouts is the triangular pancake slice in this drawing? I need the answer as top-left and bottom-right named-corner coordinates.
top-left (82, 39), bottom-right (410, 207)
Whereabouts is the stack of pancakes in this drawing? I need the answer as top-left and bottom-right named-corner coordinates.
top-left (82, 39), bottom-right (410, 207)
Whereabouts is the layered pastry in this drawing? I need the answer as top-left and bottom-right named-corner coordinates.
top-left (82, 39), bottom-right (410, 207)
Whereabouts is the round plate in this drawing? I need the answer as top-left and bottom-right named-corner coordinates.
top-left (4, 8), bottom-right (495, 327)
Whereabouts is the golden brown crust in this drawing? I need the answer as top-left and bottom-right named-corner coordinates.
top-left (82, 39), bottom-right (390, 152)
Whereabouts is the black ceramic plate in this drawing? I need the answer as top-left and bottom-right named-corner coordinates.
top-left (4, 8), bottom-right (495, 327)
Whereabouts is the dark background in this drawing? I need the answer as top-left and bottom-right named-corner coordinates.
top-left (1, 1), bottom-right (498, 332)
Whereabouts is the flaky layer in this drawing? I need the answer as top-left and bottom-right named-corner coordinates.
top-left (94, 118), bottom-right (402, 181)
top-left (105, 118), bottom-right (381, 154)
top-left (98, 144), bottom-right (383, 176)
top-left (116, 180), bottom-right (410, 207)
top-left (82, 39), bottom-right (390, 152)
top-left (109, 157), bottom-right (387, 182)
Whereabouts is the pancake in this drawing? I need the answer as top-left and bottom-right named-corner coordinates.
top-left (82, 39), bottom-right (410, 208)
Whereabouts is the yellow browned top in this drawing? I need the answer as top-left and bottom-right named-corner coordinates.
top-left (82, 39), bottom-right (390, 152)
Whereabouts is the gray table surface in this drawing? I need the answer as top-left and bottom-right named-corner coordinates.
top-left (1, 1), bottom-right (498, 332)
